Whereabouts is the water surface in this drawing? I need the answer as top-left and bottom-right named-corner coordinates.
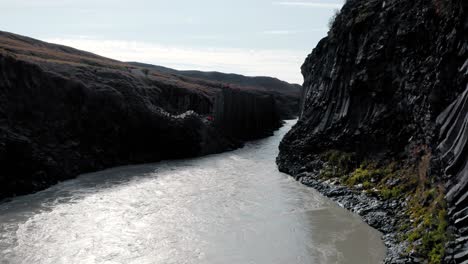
top-left (0, 121), bottom-right (385, 264)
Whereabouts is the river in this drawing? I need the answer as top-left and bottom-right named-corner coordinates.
top-left (0, 121), bottom-right (385, 264)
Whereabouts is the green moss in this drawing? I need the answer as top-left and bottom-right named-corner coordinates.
top-left (380, 186), bottom-right (403, 199)
top-left (319, 165), bottom-right (338, 179)
top-left (345, 163), bottom-right (393, 187)
top-left (346, 167), bottom-right (372, 186)
top-left (319, 150), bottom-right (356, 180)
top-left (407, 230), bottom-right (421, 242)
top-left (317, 149), bottom-right (448, 263)
top-left (362, 180), bottom-right (372, 189)
top-left (406, 186), bottom-right (448, 264)
top-left (398, 222), bottom-right (410, 232)
top-left (321, 150), bottom-right (356, 171)
top-left (343, 162), bottom-right (406, 197)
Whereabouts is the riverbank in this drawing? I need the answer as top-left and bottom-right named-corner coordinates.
top-left (293, 172), bottom-right (409, 263)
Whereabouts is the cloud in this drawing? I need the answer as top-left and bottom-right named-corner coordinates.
top-left (273, 1), bottom-right (343, 8)
top-left (44, 37), bottom-right (305, 84)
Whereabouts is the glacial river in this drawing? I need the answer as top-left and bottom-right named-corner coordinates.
top-left (0, 121), bottom-right (385, 264)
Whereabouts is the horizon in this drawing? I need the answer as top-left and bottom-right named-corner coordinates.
top-left (0, 0), bottom-right (344, 84)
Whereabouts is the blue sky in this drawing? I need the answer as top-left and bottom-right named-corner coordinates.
top-left (0, 0), bottom-right (343, 83)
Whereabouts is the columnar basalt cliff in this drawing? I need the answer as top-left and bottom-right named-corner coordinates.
top-left (0, 31), bottom-right (289, 200)
top-left (437, 78), bottom-right (468, 262)
top-left (213, 88), bottom-right (280, 140)
top-left (277, 0), bottom-right (467, 263)
top-left (128, 62), bottom-right (302, 119)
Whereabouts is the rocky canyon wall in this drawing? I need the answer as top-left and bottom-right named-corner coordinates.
top-left (277, 0), bottom-right (467, 262)
top-left (213, 88), bottom-right (281, 140)
top-left (0, 31), bottom-right (284, 200)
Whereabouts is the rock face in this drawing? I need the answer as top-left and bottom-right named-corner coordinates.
top-left (436, 74), bottom-right (468, 263)
top-left (128, 62), bottom-right (302, 119)
top-left (213, 88), bottom-right (280, 140)
top-left (277, 0), bottom-right (467, 262)
top-left (0, 31), bottom-right (284, 200)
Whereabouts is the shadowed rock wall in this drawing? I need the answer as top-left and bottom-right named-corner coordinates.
top-left (277, 0), bottom-right (467, 262)
top-left (436, 65), bottom-right (468, 262)
top-left (214, 88), bottom-right (281, 140)
top-left (0, 31), bottom-right (283, 200)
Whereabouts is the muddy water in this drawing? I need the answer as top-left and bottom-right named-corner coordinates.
top-left (0, 121), bottom-right (385, 264)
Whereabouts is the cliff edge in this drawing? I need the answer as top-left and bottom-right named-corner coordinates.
top-left (128, 62), bottom-right (302, 119)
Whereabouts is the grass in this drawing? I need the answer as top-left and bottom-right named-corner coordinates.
top-left (406, 184), bottom-right (448, 264)
top-left (316, 148), bottom-right (448, 263)
top-left (319, 150), bottom-right (356, 179)
top-left (380, 186), bottom-right (403, 199)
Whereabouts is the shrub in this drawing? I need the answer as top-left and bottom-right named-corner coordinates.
top-left (406, 185), bottom-right (448, 263)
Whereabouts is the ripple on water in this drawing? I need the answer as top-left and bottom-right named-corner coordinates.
top-left (0, 121), bottom-right (386, 264)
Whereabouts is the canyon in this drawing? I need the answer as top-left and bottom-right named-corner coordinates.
top-left (1, 0), bottom-right (467, 262)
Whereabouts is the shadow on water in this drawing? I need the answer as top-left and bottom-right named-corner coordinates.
top-left (0, 122), bottom-right (286, 219)
top-left (0, 120), bottom-right (386, 264)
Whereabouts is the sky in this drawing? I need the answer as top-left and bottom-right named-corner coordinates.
top-left (0, 0), bottom-right (343, 84)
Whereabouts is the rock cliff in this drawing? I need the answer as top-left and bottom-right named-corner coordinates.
top-left (0, 31), bottom-right (284, 200)
top-left (277, 0), bottom-right (467, 263)
top-left (128, 62), bottom-right (302, 119)
top-left (437, 74), bottom-right (468, 262)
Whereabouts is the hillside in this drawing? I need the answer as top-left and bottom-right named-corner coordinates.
top-left (0, 30), bottom-right (288, 200)
top-left (128, 62), bottom-right (302, 119)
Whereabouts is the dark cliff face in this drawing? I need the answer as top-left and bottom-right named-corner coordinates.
top-left (436, 73), bottom-right (468, 262)
top-left (213, 88), bottom-right (281, 140)
top-left (277, 0), bottom-right (467, 262)
top-left (128, 62), bottom-right (302, 119)
top-left (0, 31), bottom-right (282, 200)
